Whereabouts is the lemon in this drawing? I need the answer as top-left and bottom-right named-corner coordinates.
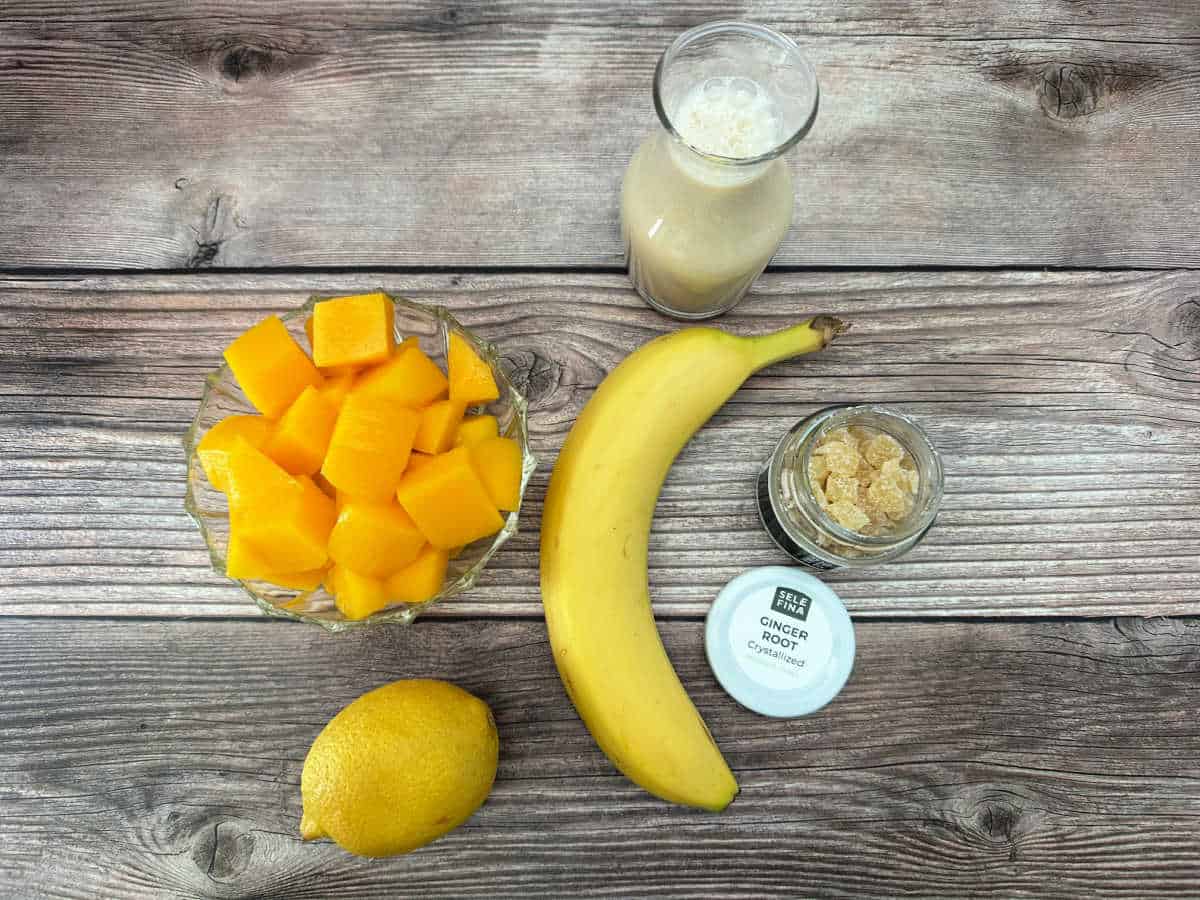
top-left (300, 679), bottom-right (499, 857)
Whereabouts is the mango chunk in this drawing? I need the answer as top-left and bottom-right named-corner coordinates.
top-left (312, 292), bottom-right (395, 370)
top-left (235, 474), bottom-right (336, 572)
top-left (448, 332), bottom-right (499, 406)
top-left (470, 436), bottom-right (523, 512)
top-left (453, 414), bottom-right (499, 448)
top-left (386, 546), bottom-right (449, 604)
top-left (404, 452), bottom-right (436, 477)
top-left (352, 343), bottom-right (449, 408)
top-left (332, 566), bottom-right (391, 620)
top-left (197, 415), bottom-right (274, 493)
top-left (395, 447), bottom-right (504, 549)
top-left (305, 316), bottom-right (359, 378)
top-left (321, 391), bottom-right (421, 502)
top-left (226, 535), bottom-right (326, 590)
top-left (224, 436), bottom-right (302, 514)
top-left (265, 385), bottom-right (339, 476)
top-left (328, 500), bottom-right (426, 578)
top-left (318, 371), bottom-right (357, 411)
top-left (413, 399), bottom-right (467, 455)
top-left (224, 315), bottom-right (323, 418)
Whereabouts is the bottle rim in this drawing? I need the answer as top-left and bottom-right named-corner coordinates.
top-left (653, 21), bottom-right (820, 167)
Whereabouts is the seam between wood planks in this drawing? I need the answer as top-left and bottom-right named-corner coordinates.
top-left (5, 264), bottom-right (1200, 279)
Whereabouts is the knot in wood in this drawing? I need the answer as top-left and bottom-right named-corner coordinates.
top-left (1038, 64), bottom-right (1102, 120)
top-left (1167, 299), bottom-right (1200, 356)
top-left (502, 348), bottom-right (561, 405)
top-left (221, 46), bottom-right (274, 83)
top-left (186, 193), bottom-right (236, 268)
top-left (1122, 299), bottom-right (1200, 399)
top-left (192, 819), bottom-right (256, 881)
top-left (971, 794), bottom-right (1020, 843)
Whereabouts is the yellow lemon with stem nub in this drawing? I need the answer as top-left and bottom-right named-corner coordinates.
top-left (300, 679), bottom-right (499, 857)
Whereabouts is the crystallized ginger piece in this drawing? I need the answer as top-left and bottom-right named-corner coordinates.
top-left (859, 487), bottom-right (893, 529)
top-left (865, 432), bottom-right (905, 468)
top-left (808, 454), bottom-right (830, 487)
top-left (812, 480), bottom-right (828, 508)
top-left (848, 425), bottom-right (876, 447)
top-left (823, 427), bottom-right (857, 451)
top-left (904, 468), bottom-right (920, 493)
top-left (825, 473), bottom-right (860, 505)
top-left (868, 477), bottom-right (911, 521)
top-left (820, 441), bottom-right (862, 477)
top-left (826, 499), bottom-right (871, 532)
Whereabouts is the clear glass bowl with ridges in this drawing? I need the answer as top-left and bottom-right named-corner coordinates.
top-left (182, 292), bottom-right (536, 631)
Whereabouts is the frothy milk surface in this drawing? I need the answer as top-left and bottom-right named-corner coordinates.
top-left (671, 77), bottom-right (783, 159)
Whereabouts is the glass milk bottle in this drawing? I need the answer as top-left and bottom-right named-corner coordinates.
top-left (621, 22), bottom-right (819, 319)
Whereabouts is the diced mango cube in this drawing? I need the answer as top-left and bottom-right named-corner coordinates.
top-left (395, 447), bottom-right (504, 549)
top-left (223, 315), bottom-right (323, 418)
top-left (404, 452), bottom-right (436, 477)
top-left (352, 344), bottom-right (449, 408)
top-left (386, 545), bottom-right (449, 604)
top-left (333, 566), bottom-right (391, 620)
top-left (413, 399), bottom-right (467, 455)
top-left (321, 391), bottom-right (421, 502)
top-left (312, 292), bottom-right (395, 370)
top-left (265, 385), bottom-right (339, 476)
top-left (469, 436), bottom-right (523, 512)
top-left (453, 414), bottom-right (499, 448)
top-left (448, 332), bottom-right (500, 406)
top-left (306, 316), bottom-right (360, 378)
top-left (226, 534), bottom-right (326, 590)
top-left (224, 436), bottom-right (302, 514)
top-left (235, 474), bottom-right (337, 572)
top-left (328, 500), bottom-right (426, 578)
top-left (318, 371), bottom-right (357, 411)
top-left (196, 414), bottom-right (274, 493)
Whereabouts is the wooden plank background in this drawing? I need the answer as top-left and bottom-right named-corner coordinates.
top-left (3, 1), bottom-right (1200, 269)
top-left (4, 1), bottom-right (1200, 896)
top-left (3, 615), bottom-right (1198, 897)
top-left (3, 270), bottom-right (1199, 619)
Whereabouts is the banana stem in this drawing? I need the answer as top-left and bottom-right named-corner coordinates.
top-left (746, 315), bottom-right (849, 371)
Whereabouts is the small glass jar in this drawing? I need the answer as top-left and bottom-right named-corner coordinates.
top-left (757, 405), bottom-right (944, 570)
top-left (620, 21), bottom-right (819, 320)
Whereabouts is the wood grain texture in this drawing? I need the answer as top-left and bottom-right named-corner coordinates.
top-left (1, 615), bottom-right (1198, 898)
top-left (2, 270), bottom-right (1198, 619)
top-left (3, 2), bottom-right (1200, 269)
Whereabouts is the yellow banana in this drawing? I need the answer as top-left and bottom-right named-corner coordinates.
top-left (540, 316), bottom-right (847, 811)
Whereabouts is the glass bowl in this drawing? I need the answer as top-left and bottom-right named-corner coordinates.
top-left (182, 292), bottom-right (536, 631)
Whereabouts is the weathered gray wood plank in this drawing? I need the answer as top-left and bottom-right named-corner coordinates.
top-left (1, 615), bottom-right (1198, 898)
top-left (7, 1), bottom-right (1199, 41)
top-left (2, 3), bottom-right (1199, 269)
top-left (1, 271), bottom-right (1198, 619)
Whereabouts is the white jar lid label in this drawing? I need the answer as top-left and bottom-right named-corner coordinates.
top-left (706, 566), bottom-right (855, 718)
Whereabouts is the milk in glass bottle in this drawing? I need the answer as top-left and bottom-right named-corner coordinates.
top-left (621, 22), bottom-right (819, 319)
